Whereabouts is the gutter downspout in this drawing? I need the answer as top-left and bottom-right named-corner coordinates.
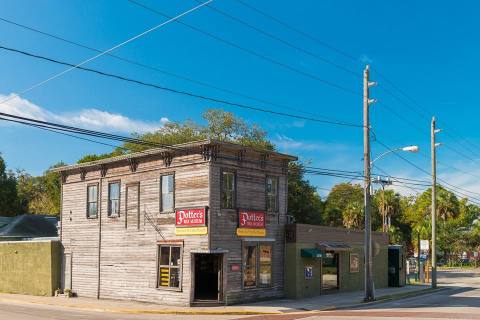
top-left (97, 178), bottom-right (103, 299)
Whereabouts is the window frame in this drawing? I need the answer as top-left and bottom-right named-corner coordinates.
top-left (107, 181), bottom-right (121, 218)
top-left (86, 183), bottom-right (99, 219)
top-left (221, 169), bottom-right (237, 209)
top-left (159, 172), bottom-right (175, 213)
top-left (242, 242), bottom-right (273, 290)
top-left (265, 176), bottom-right (279, 213)
top-left (157, 244), bottom-right (183, 291)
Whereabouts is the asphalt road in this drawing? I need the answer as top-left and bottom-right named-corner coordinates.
top-left (0, 269), bottom-right (479, 320)
top-left (241, 269), bottom-right (480, 320)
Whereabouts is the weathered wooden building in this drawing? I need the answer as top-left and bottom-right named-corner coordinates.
top-left (54, 140), bottom-right (296, 306)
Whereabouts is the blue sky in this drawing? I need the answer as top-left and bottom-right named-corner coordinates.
top-left (0, 0), bottom-right (479, 197)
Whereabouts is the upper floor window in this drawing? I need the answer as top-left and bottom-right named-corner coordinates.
top-left (108, 182), bottom-right (120, 217)
top-left (86, 184), bottom-right (98, 218)
top-left (221, 170), bottom-right (236, 209)
top-left (266, 176), bottom-right (278, 212)
top-left (161, 174), bottom-right (174, 212)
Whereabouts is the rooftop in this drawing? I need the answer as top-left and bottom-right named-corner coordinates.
top-left (51, 139), bottom-right (297, 173)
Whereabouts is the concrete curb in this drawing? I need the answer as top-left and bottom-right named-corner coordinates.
top-left (0, 287), bottom-right (448, 316)
top-left (324, 286), bottom-right (449, 311)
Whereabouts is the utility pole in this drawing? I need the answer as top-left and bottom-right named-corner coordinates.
top-left (364, 65), bottom-right (376, 301)
top-left (431, 117), bottom-right (439, 288)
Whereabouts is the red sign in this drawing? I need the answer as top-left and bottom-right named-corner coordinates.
top-left (176, 208), bottom-right (206, 227)
top-left (238, 210), bottom-right (265, 228)
top-left (231, 264), bottom-right (241, 272)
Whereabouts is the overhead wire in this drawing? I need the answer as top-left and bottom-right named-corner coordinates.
top-left (0, 44), bottom-right (362, 128)
top-left (0, 0), bottom-right (213, 106)
top-left (127, 0), bottom-right (360, 96)
top-left (0, 16), bottom-right (348, 124)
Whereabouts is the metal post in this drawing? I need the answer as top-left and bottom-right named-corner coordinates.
top-left (364, 65), bottom-right (375, 301)
top-left (431, 117), bottom-right (437, 288)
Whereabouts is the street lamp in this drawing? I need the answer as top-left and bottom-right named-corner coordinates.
top-left (371, 146), bottom-right (419, 233)
top-left (371, 145), bottom-right (419, 165)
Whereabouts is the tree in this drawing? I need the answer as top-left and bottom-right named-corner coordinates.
top-left (0, 155), bottom-right (21, 216)
top-left (287, 162), bottom-right (323, 224)
top-left (323, 183), bottom-right (364, 228)
top-left (15, 162), bottom-right (64, 216)
top-left (78, 109), bottom-right (274, 164)
top-left (342, 202), bottom-right (363, 229)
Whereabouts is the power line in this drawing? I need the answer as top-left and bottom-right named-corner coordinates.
top-left (0, 16), bottom-right (346, 123)
top-left (375, 138), bottom-right (480, 198)
top-left (197, 0), bottom-right (359, 77)
top-left (127, 0), bottom-right (360, 96)
top-left (234, 0), bottom-right (480, 168)
top-left (0, 44), bottom-right (362, 128)
top-left (0, 0), bottom-right (213, 106)
top-left (235, 0), bottom-right (359, 62)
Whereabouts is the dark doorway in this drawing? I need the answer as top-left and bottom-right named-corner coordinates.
top-left (194, 254), bottom-right (222, 301)
top-left (322, 251), bottom-right (339, 291)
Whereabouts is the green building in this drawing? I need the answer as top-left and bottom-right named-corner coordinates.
top-left (285, 223), bottom-right (389, 299)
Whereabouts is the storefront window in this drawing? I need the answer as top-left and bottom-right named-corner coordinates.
top-left (158, 245), bottom-right (182, 289)
top-left (259, 245), bottom-right (272, 286)
top-left (243, 244), bottom-right (273, 289)
top-left (243, 245), bottom-right (256, 287)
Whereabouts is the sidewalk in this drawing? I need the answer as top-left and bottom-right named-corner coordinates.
top-left (0, 285), bottom-right (437, 316)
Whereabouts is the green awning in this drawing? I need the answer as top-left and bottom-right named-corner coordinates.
top-left (301, 248), bottom-right (324, 258)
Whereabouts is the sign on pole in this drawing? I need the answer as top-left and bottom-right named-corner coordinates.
top-left (420, 240), bottom-right (429, 251)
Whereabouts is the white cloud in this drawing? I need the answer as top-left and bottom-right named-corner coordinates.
top-left (0, 93), bottom-right (168, 134)
top-left (272, 134), bottom-right (348, 152)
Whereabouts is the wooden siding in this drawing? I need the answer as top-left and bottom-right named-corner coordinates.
top-left (61, 147), bottom-right (292, 306)
top-left (61, 155), bottom-right (209, 306)
top-left (209, 156), bottom-right (288, 304)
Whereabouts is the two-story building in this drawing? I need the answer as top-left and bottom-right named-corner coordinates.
top-left (54, 139), bottom-right (296, 306)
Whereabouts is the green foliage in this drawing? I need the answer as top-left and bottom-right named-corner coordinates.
top-left (83, 109), bottom-right (275, 161)
top-left (323, 183), bottom-right (363, 227)
top-left (287, 162), bottom-right (323, 224)
top-left (16, 162), bottom-right (65, 215)
top-left (0, 156), bottom-right (21, 216)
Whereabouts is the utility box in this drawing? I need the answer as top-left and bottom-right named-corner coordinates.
top-left (388, 245), bottom-right (406, 287)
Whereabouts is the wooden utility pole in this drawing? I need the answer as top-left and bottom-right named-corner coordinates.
top-left (364, 65), bottom-right (375, 301)
top-left (431, 117), bottom-right (437, 288)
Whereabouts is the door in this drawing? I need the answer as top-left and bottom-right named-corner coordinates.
top-left (62, 253), bottom-right (72, 290)
top-left (194, 254), bottom-right (223, 301)
top-left (126, 183), bottom-right (140, 229)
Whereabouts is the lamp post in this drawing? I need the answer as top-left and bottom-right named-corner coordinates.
top-left (371, 146), bottom-right (419, 233)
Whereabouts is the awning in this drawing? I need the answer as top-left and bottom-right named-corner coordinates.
top-left (318, 242), bottom-right (353, 252)
top-left (301, 248), bottom-right (324, 258)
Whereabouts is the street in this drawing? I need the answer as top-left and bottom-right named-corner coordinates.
top-left (0, 269), bottom-right (478, 320)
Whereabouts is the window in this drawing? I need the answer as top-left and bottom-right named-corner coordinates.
top-left (243, 244), bottom-right (273, 289)
top-left (160, 174), bottom-right (174, 212)
top-left (243, 245), bottom-right (257, 288)
top-left (86, 184), bottom-right (98, 218)
top-left (158, 245), bottom-right (182, 289)
top-left (221, 171), bottom-right (236, 209)
top-left (259, 245), bottom-right (272, 286)
top-left (266, 176), bottom-right (278, 212)
top-left (108, 182), bottom-right (120, 217)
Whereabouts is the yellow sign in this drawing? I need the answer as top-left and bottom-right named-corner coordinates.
top-left (236, 228), bottom-right (266, 237)
top-left (175, 226), bottom-right (208, 236)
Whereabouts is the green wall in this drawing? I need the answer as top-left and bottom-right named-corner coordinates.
top-left (285, 243), bottom-right (388, 299)
top-left (0, 240), bottom-right (61, 296)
